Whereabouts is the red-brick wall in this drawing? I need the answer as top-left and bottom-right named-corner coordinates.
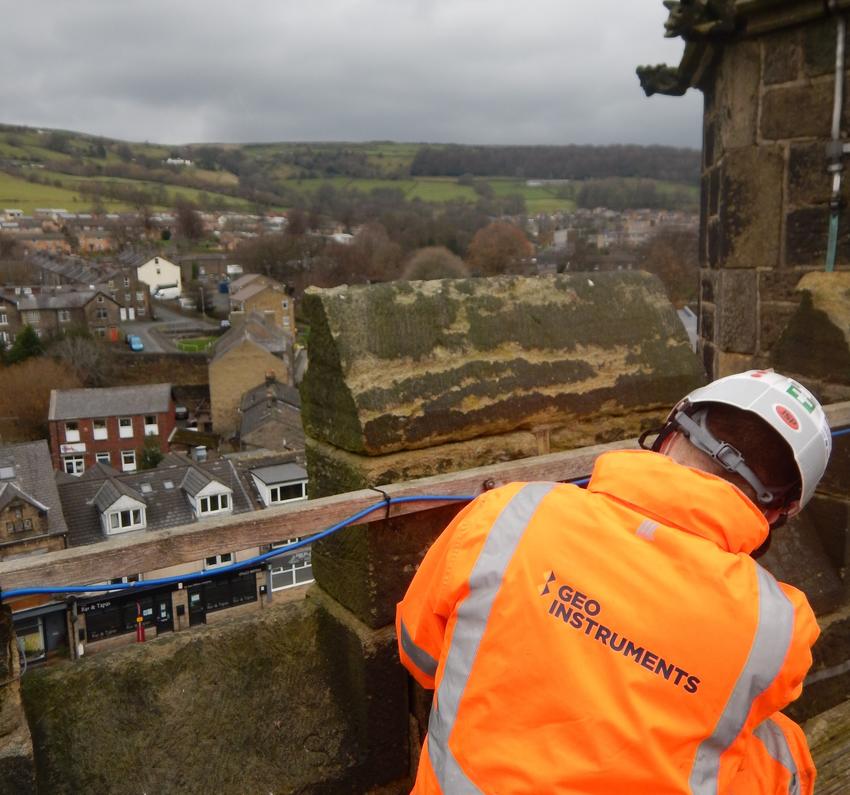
top-left (49, 402), bottom-right (176, 473)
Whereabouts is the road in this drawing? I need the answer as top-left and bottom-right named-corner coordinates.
top-left (122, 303), bottom-right (220, 353)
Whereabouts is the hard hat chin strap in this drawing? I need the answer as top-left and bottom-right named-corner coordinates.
top-left (671, 409), bottom-right (780, 507)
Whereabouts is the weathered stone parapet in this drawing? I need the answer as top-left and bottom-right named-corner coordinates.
top-left (301, 273), bottom-right (703, 457)
top-left (21, 596), bottom-right (410, 794)
top-left (0, 608), bottom-right (34, 795)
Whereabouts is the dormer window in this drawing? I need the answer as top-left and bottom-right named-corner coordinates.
top-left (109, 508), bottom-right (145, 532)
top-left (199, 493), bottom-right (230, 515)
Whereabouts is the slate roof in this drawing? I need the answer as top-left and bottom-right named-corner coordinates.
top-left (180, 466), bottom-right (213, 497)
top-left (57, 453), bottom-right (254, 547)
top-left (212, 313), bottom-right (289, 360)
top-left (226, 450), bottom-right (307, 510)
top-left (0, 441), bottom-right (68, 536)
top-left (239, 379), bottom-right (304, 449)
top-left (91, 478), bottom-right (145, 512)
top-left (230, 281), bottom-right (269, 303)
top-left (228, 273), bottom-right (263, 292)
top-left (49, 384), bottom-right (173, 421)
top-left (0, 482), bottom-right (49, 514)
top-left (16, 290), bottom-right (118, 311)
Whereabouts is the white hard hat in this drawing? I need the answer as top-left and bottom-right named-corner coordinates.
top-left (673, 370), bottom-right (831, 513)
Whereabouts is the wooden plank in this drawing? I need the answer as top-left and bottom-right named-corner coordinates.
top-left (0, 438), bottom-right (637, 593)
top-left (1, 400), bottom-right (847, 594)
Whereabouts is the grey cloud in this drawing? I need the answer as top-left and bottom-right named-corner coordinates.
top-left (0, 0), bottom-right (702, 147)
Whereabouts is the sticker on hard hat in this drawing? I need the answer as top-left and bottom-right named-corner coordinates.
top-left (786, 382), bottom-right (817, 414)
top-left (775, 404), bottom-right (800, 431)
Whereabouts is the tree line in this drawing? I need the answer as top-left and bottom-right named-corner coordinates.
top-left (411, 144), bottom-right (700, 183)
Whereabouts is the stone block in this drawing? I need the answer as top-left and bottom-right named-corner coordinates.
top-left (761, 82), bottom-right (833, 140)
top-left (718, 147), bottom-right (783, 269)
top-left (805, 698), bottom-right (850, 795)
top-left (709, 168), bottom-right (720, 217)
top-left (759, 268), bottom-right (812, 303)
top-left (788, 617), bottom-right (850, 724)
top-left (21, 597), bottom-right (410, 794)
top-left (803, 17), bottom-right (837, 78)
top-left (785, 205), bottom-right (850, 267)
top-left (761, 513), bottom-right (844, 616)
top-left (703, 120), bottom-right (715, 169)
top-left (715, 350), bottom-right (755, 377)
top-left (762, 29), bottom-right (801, 85)
top-left (300, 274), bottom-right (703, 455)
top-left (0, 609), bottom-right (34, 795)
top-left (788, 141), bottom-right (834, 207)
top-left (717, 269), bottom-right (758, 353)
top-left (311, 503), bottom-right (463, 630)
top-left (772, 272), bottom-right (850, 387)
top-left (713, 41), bottom-right (760, 151)
top-left (699, 339), bottom-right (716, 380)
top-left (700, 270), bottom-right (716, 304)
top-left (699, 301), bottom-right (715, 344)
top-left (805, 495), bottom-right (849, 573)
top-left (820, 425), bottom-right (850, 497)
top-left (758, 300), bottom-right (797, 354)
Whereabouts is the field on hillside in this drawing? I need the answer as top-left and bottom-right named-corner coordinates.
top-left (0, 171), bottom-right (129, 213)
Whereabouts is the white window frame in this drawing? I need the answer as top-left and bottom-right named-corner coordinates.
top-left (268, 481), bottom-right (307, 504)
top-left (64, 421), bottom-right (81, 443)
top-left (23, 310), bottom-right (39, 325)
top-left (199, 493), bottom-right (230, 515)
top-left (123, 277), bottom-right (130, 288)
top-left (0, 312), bottom-right (7, 325)
top-left (144, 415), bottom-right (158, 436)
top-left (95, 307), bottom-right (109, 320)
top-left (120, 450), bottom-right (136, 472)
top-left (118, 417), bottom-right (133, 438)
top-left (93, 418), bottom-right (108, 440)
top-left (203, 552), bottom-right (234, 570)
top-left (95, 451), bottom-right (111, 464)
top-left (108, 508), bottom-right (144, 532)
top-left (269, 536), bottom-right (314, 591)
top-left (63, 455), bottom-right (84, 475)
top-left (58, 309), bottom-right (71, 323)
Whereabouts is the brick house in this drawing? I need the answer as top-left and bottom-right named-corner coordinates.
top-left (209, 314), bottom-right (293, 440)
top-left (0, 287), bottom-right (122, 345)
top-left (48, 384), bottom-right (176, 474)
top-left (229, 273), bottom-right (296, 333)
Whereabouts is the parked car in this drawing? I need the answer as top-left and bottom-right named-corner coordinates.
top-left (127, 335), bottom-right (144, 352)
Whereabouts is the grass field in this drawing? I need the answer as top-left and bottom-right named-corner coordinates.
top-left (0, 171), bottom-right (130, 213)
top-left (176, 336), bottom-right (217, 352)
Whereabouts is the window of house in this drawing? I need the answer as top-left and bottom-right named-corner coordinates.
top-left (156, 267), bottom-right (161, 275)
top-left (269, 536), bottom-right (314, 591)
top-left (204, 552), bottom-right (234, 570)
top-left (96, 308), bottom-right (109, 320)
top-left (139, 482), bottom-right (152, 494)
top-left (95, 452), bottom-right (111, 464)
top-left (121, 450), bottom-right (136, 472)
top-left (15, 616), bottom-right (45, 662)
top-left (97, 295), bottom-right (104, 303)
top-left (163, 480), bottom-right (174, 490)
top-left (0, 312), bottom-right (7, 325)
top-left (23, 310), bottom-right (39, 324)
top-left (123, 277), bottom-right (130, 288)
top-left (93, 418), bottom-right (108, 440)
top-left (136, 291), bottom-right (144, 302)
top-left (124, 292), bottom-right (132, 303)
top-left (199, 493), bottom-right (230, 515)
top-left (63, 455), bottom-right (84, 475)
top-left (108, 573), bottom-right (141, 585)
top-left (108, 280), bottom-right (115, 289)
top-left (144, 415), bottom-right (158, 436)
top-left (268, 481), bottom-right (306, 504)
top-left (0, 332), bottom-right (9, 345)
top-left (108, 508), bottom-right (144, 532)
top-left (58, 309), bottom-right (71, 322)
top-left (118, 417), bottom-right (133, 438)
top-left (95, 327), bottom-right (106, 337)
top-left (137, 306), bottom-right (145, 316)
top-left (64, 421), bottom-right (81, 443)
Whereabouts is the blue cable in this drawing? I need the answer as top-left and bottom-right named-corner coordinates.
top-left (3, 424), bottom-right (847, 600)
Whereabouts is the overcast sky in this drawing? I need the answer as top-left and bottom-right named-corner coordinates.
top-left (0, 0), bottom-right (702, 149)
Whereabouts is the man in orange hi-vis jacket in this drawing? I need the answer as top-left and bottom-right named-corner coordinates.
top-left (397, 370), bottom-right (830, 794)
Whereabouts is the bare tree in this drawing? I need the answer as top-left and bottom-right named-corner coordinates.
top-left (49, 334), bottom-right (115, 386)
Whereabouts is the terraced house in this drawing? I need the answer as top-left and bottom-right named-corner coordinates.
top-left (47, 384), bottom-right (176, 475)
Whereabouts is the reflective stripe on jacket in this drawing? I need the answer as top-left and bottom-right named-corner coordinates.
top-left (396, 450), bottom-right (819, 794)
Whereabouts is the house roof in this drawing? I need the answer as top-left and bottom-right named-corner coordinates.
top-left (16, 290), bottom-right (118, 311)
top-left (250, 462), bottom-right (307, 486)
top-left (212, 313), bottom-right (290, 360)
top-left (180, 466), bottom-right (213, 497)
top-left (239, 379), bottom-right (304, 450)
top-left (230, 281), bottom-right (270, 303)
top-left (57, 453), bottom-right (253, 547)
top-left (0, 441), bottom-right (67, 536)
top-left (228, 273), bottom-right (264, 292)
top-left (91, 478), bottom-right (145, 513)
top-left (0, 482), bottom-right (50, 514)
top-left (49, 383), bottom-right (172, 421)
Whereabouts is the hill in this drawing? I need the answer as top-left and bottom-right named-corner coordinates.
top-left (0, 124), bottom-right (699, 214)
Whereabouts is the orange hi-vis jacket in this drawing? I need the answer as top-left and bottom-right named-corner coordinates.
top-left (396, 450), bottom-right (819, 794)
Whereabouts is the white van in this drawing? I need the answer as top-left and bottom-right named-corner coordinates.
top-left (153, 285), bottom-right (180, 300)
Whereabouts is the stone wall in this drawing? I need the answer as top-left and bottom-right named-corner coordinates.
top-left (0, 608), bottom-right (35, 795)
top-left (698, 14), bottom-right (850, 378)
